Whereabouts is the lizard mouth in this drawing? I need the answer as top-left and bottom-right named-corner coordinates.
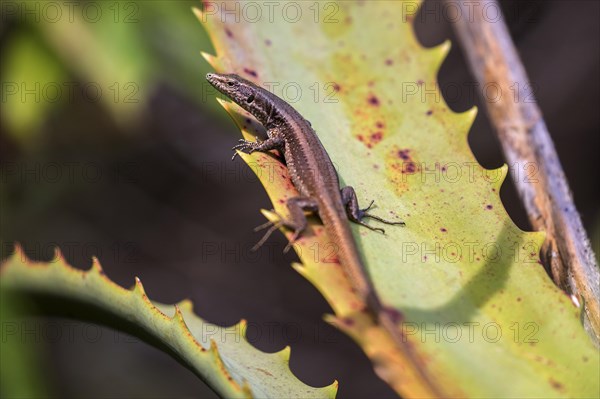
top-left (206, 73), bottom-right (232, 94)
top-left (206, 73), bottom-right (222, 89)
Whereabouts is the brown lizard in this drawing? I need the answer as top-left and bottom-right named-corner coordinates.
top-left (207, 72), bottom-right (406, 333)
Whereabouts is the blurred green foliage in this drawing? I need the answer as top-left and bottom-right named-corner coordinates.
top-left (1, 0), bottom-right (219, 150)
top-left (0, 292), bottom-right (51, 398)
top-left (1, 2), bottom-right (221, 395)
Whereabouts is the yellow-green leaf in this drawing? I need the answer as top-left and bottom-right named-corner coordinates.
top-left (197, 1), bottom-right (599, 397)
top-left (0, 246), bottom-right (337, 399)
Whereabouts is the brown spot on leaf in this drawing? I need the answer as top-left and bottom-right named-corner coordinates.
top-left (426, 110), bottom-right (433, 115)
top-left (385, 58), bottom-right (393, 65)
top-left (264, 39), bottom-right (272, 46)
top-left (440, 228), bottom-right (447, 233)
top-left (255, 368), bottom-right (274, 377)
top-left (486, 204), bottom-right (493, 210)
top-left (549, 379), bottom-right (564, 391)
top-left (332, 83), bottom-right (341, 92)
top-left (225, 28), bottom-right (233, 38)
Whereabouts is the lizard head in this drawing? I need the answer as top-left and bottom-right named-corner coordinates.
top-left (206, 72), bottom-right (262, 109)
top-left (207, 72), bottom-right (282, 127)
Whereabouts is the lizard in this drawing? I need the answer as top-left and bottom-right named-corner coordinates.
top-left (206, 72), bottom-right (407, 343)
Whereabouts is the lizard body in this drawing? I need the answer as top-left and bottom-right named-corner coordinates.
top-left (206, 72), bottom-right (403, 327)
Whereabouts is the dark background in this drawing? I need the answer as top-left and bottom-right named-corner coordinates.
top-left (1, 1), bottom-right (598, 398)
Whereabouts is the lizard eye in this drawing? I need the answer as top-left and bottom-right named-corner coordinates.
top-left (227, 81), bottom-right (235, 86)
top-left (246, 94), bottom-right (255, 103)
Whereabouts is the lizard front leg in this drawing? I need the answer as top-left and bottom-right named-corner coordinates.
top-left (231, 134), bottom-right (284, 160)
top-left (253, 197), bottom-right (318, 253)
top-left (340, 186), bottom-right (405, 233)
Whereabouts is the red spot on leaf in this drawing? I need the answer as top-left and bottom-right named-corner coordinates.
top-left (404, 163), bottom-right (417, 173)
top-left (440, 228), bottom-right (447, 233)
top-left (371, 132), bottom-right (383, 143)
top-left (486, 204), bottom-right (493, 210)
top-left (384, 307), bottom-right (404, 323)
top-left (426, 110), bottom-right (433, 115)
top-left (375, 121), bottom-right (385, 129)
top-left (243, 68), bottom-right (258, 78)
top-left (385, 58), bottom-right (393, 66)
top-left (225, 28), bottom-right (233, 38)
top-left (332, 83), bottom-right (341, 92)
top-left (397, 149), bottom-right (411, 160)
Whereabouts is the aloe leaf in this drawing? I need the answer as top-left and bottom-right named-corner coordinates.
top-left (196, 1), bottom-right (599, 397)
top-left (0, 246), bottom-right (337, 399)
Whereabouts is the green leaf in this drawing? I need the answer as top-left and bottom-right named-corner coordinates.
top-left (0, 30), bottom-right (66, 147)
top-left (0, 246), bottom-right (337, 399)
top-left (197, 1), bottom-right (599, 398)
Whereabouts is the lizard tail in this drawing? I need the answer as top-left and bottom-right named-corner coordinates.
top-left (319, 201), bottom-right (444, 397)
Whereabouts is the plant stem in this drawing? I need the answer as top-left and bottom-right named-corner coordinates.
top-left (446, 0), bottom-right (599, 340)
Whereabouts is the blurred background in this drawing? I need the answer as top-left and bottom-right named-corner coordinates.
top-left (0, 1), bottom-right (598, 398)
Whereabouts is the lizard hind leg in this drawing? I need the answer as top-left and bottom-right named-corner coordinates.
top-left (252, 197), bottom-right (318, 253)
top-left (340, 186), bottom-right (405, 233)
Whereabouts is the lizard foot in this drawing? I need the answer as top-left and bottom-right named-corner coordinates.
top-left (252, 212), bottom-right (304, 253)
top-left (359, 200), bottom-right (405, 227)
top-left (231, 139), bottom-right (259, 160)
